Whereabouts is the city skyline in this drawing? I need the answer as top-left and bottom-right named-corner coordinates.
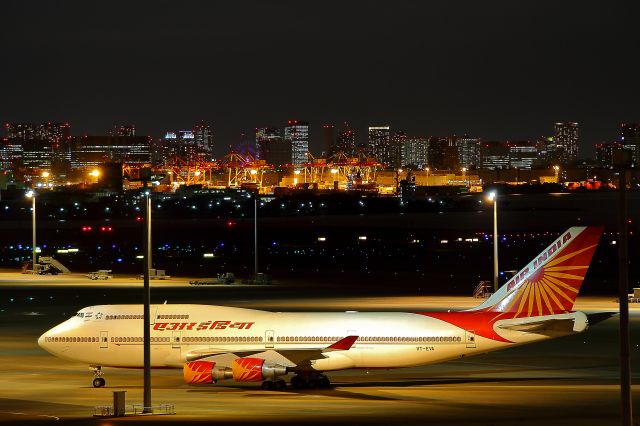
top-left (2, 1), bottom-right (638, 158)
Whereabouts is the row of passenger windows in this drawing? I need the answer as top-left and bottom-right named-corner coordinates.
top-left (46, 335), bottom-right (463, 344)
top-left (276, 336), bottom-right (462, 343)
top-left (183, 336), bottom-right (263, 343)
top-left (112, 337), bottom-right (171, 343)
top-left (106, 315), bottom-right (143, 320)
top-left (157, 314), bottom-right (189, 319)
top-left (45, 336), bottom-right (97, 343)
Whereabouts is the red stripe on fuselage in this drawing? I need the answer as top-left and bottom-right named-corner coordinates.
top-left (415, 312), bottom-right (511, 343)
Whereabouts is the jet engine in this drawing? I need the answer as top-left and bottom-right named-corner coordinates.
top-left (231, 357), bottom-right (287, 382)
top-left (183, 361), bottom-right (232, 384)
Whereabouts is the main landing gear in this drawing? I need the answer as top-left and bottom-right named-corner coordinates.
top-left (91, 366), bottom-right (106, 388)
top-left (261, 379), bottom-right (287, 391)
top-left (290, 373), bottom-right (331, 390)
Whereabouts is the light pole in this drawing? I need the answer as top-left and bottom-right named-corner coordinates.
top-left (553, 165), bottom-right (560, 183)
top-left (139, 167), bottom-right (152, 414)
top-left (462, 167), bottom-right (467, 187)
top-left (487, 191), bottom-right (499, 292)
top-left (26, 191), bottom-right (36, 273)
top-left (426, 167), bottom-right (430, 186)
top-left (250, 169), bottom-right (259, 282)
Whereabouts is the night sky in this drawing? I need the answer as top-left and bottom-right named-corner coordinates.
top-left (1, 1), bottom-right (638, 157)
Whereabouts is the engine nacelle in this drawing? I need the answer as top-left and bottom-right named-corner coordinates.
top-left (231, 357), bottom-right (287, 382)
top-left (183, 361), bottom-right (232, 384)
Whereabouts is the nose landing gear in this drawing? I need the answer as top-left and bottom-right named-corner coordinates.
top-left (91, 366), bottom-right (105, 388)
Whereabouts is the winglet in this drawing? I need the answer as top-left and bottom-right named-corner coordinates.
top-left (322, 335), bottom-right (358, 352)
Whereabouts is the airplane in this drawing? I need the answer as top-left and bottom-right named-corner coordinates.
top-left (38, 226), bottom-right (603, 390)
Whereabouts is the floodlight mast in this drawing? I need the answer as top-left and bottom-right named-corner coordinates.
top-left (140, 167), bottom-right (152, 413)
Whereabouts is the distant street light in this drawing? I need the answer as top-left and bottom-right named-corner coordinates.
top-left (462, 167), bottom-right (467, 187)
top-left (487, 191), bottom-right (499, 292)
top-left (553, 165), bottom-right (560, 183)
top-left (41, 171), bottom-right (50, 188)
top-left (330, 168), bottom-right (338, 190)
top-left (426, 167), bottom-right (430, 186)
top-left (25, 190), bottom-right (36, 273)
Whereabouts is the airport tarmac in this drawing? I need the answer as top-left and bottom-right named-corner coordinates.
top-left (0, 278), bottom-right (638, 425)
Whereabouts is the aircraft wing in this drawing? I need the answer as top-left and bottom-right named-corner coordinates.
top-left (184, 335), bottom-right (359, 365)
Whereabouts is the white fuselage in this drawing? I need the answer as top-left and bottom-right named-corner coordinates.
top-left (38, 304), bottom-right (585, 371)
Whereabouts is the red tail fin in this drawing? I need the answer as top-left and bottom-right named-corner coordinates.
top-left (471, 227), bottom-right (603, 317)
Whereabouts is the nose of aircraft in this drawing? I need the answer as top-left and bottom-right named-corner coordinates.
top-left (38, 331), bottom-right (51, 352)
top-left (38, 331), bottom-right (48, 350)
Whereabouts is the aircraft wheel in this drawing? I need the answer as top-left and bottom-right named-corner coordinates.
top-left (93, 377), bottom-right (105, 388)
top-left (261, 380), bottom-right (275, 390)
top-left (318, 376), bottom-right (331, 388)
top-left (275, 379), bottom-right (287, 391)
top-left (290, 375), bottom-right (306, 389)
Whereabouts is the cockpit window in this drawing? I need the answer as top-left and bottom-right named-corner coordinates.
top-left (76, 312), bottom-right (84, 318)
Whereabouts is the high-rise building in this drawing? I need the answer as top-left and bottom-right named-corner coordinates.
top-left (456, 136), bottom-right (481, 169)
top-left (480, 141), bottom-right (510, 170)
top-left (620, 123), bottom-right (640, 165)
top-left (390, 131), bottom-right (406, 168)
top-left (553, 122), bottom-right (579, 163)
top-left (70, 136), bottom-right (151, 168)
top-left (402, 136), bottom-right (429, 168)
top-left (507, 141), bottom-right (538, 169)
top-left (284, 120), bottom-right (309, 167)
top-left (0, 138), bottom-right (22, 171)
top-left (256, 127), bottom-right (291, 166)
top-left (193, 122), bottom-right (214, 155)
top-left (428, 136), bottom-right (459, 170)
top-left (322, 124), bottom-right (334, 157)
top-left (4, 122), bottom-right (71, 174)
top-left (153, 130), bottom-right (200, 166)
top-left (594, 142), bottom-right (623, 168)
top-left (537, 136), bottom-right (564, 166)
top-left (368, 126), bottom-right (391, 165)
top-left (333, 123), bottom-right (357, 156)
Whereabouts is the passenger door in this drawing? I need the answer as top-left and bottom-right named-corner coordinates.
top-left (265, 330), bottom-right (275, 349)
top-left (465, 330), bottom-right (476, 348)
top-left (100, 331), bottom-right (108, 349)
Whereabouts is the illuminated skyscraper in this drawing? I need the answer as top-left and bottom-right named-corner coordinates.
top-left (368, 126), bottom-right (391, 165)
top-left (620, 122), bottom-right (640, 165)
top-left (193, 122), bottom-right (214, 155)
top-left (256, 127), bottom-right (290, 166)
top-left (594, 142), bottom-right (623, 168)
top-left (553, 122), bottom-right (579, 163)
top-left (284, 120), bottom-right (309, 166)
top-left (154, 130), bottom-right (198, 166)
top-left (334, 123), bottom-right (357, 156)
top-left (480, 141), bottom-right (510, 170)
top-left (390, 131), bottom-right (406, 168)
top-left (402, 136), bottom-right (429, 168)
top-left (507, 141), bottom-right (538, 169)
top-left (455, 136), bottom-right (481, 169)
top-left (70, 135), bottom-right (151, 168)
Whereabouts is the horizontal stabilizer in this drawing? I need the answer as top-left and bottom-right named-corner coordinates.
top-left (497, 318), bottom-right (575, 333)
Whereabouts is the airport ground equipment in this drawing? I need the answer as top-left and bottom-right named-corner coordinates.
top-left (22, 256), bottom-right (70, 275)
top-left (87, 270), bottom-right (113, 280)
top-left (137, 269), bottom-right (170, 280)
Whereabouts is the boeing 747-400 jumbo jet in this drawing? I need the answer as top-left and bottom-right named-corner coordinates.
top-left (39, 226), bottom-right (602, 390)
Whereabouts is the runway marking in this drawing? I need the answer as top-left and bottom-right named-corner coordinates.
top-left (1, 412), bottom-right (60, 421)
